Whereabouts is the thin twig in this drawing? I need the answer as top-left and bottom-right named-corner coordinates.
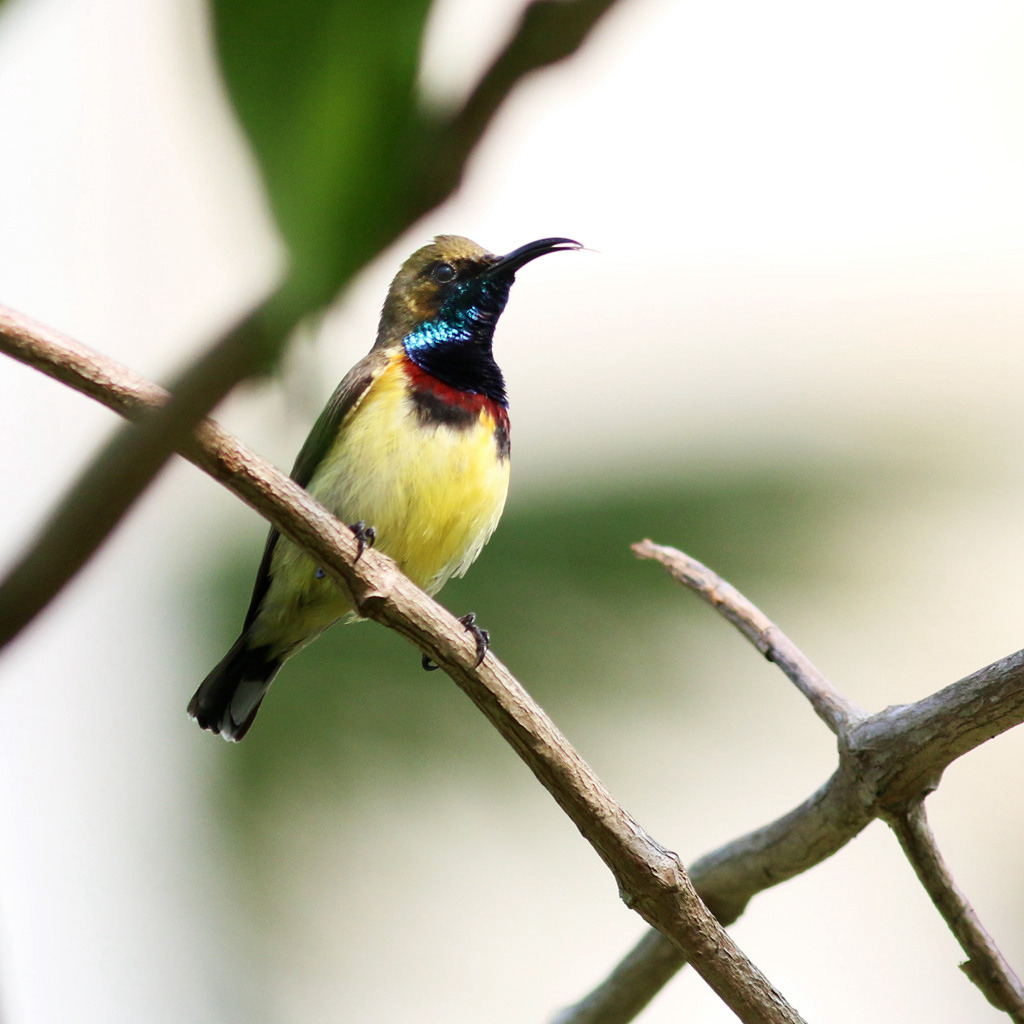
top-left (0, 307), bottom-right (807, 1024)
top-left (887, 799), bottom-right (1024, 1021)
top-left (632, 539), bottom-right (868, 736)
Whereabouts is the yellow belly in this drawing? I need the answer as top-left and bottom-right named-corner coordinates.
top-left (251, 358), bottom-right (510, 656)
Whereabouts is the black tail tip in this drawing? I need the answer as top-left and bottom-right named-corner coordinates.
top-left (188, 640), bottom-right (281, 742)
top-left (187, 687), bottom-right (265, 742)
top-left (186, 697), bottom-right (247, 742)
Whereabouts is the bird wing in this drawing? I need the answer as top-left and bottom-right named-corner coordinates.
top-left (241, 346), bottom-right (394, 630)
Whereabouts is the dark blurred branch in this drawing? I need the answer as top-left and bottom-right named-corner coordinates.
top-left (407, 0), bottom-right (624, 222)
top-left (557, 558), bottom-right (1024, 1024)
top-left (0, 306), bottom-right (807, 1024)
top-left (0, 291), bottom-right (288, 650)
top-left (445, 0), bottom-right (620, 153)
top-left (633, 540), bottom-right (866, 735)
top-left (0, 0), bottom-right (624, 654)
top-left (887, 799), bottom-right (1024, 1021)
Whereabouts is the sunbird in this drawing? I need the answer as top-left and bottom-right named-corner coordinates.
top-left (190, 234), bottom-right (580, 740)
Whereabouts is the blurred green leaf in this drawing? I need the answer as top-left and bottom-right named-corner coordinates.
top-left (210, 0), bottom-right (432, 306)
top-left (209, 0), bottom-right (622, 318)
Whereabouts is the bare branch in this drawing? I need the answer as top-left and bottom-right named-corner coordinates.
top-left (450, 0), bottom-right (622, 145)
top-left (849, 653), bottom-right (1024, 806)
top-left (887, 799), bottom-right (1024, 1020)
top-left (1, 307), bottom-right (807, 1024)
top-left (412, 0), bottom-right (622, 213)
top-left (559, 577), bottom-right (1024, 1024)
top-left (632, 539), bottom-right (868, 735)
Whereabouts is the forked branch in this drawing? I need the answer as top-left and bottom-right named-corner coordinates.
top-left (552, 543), bottom-right (1024, 1023)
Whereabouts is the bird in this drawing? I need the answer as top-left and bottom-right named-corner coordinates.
top-left (189, 234), bottom-right (581, 740)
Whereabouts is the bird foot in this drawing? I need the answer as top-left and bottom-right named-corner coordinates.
top-left (420, 612), bottom-right (490, 672)
top-left (349, 520), bottom-right (377, 561)
top-left (458, 612), bottom-right (490, 667)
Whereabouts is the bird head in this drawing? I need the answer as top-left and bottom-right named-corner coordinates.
top-left (376, 235), bottom-right (581, 353)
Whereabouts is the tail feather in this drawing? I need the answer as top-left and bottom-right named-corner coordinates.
top-left (188, 636), bottom-right (282, 741)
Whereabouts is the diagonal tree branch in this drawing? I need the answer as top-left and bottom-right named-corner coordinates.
top-left (886, 799), bottom-right (1024, 1021)
top-left (0, 305), bottom-right (807, 1024)
top-left (0, 0), bottom-right (624, 656)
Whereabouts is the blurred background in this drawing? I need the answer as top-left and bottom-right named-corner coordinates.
top-left (1, 0), bottom-right (1023, 1021)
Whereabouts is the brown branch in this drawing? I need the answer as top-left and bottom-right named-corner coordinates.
top-left (887, 799), bottom-right (1024, 1020)
top-left (1, 307), bottom-right (807, 1024)
top-left (558, 571), bottom-right (1024, 1024)
top-left (633, 539), bottom-right (867, 735)
top-left (0, 0), bottom-right (625, 656)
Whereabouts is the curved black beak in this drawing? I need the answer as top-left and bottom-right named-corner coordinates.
top-left (487, 237), bottom-right (582, 278)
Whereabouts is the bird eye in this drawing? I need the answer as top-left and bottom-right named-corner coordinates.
top-left (431, 262), bottom-right (457, 284)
